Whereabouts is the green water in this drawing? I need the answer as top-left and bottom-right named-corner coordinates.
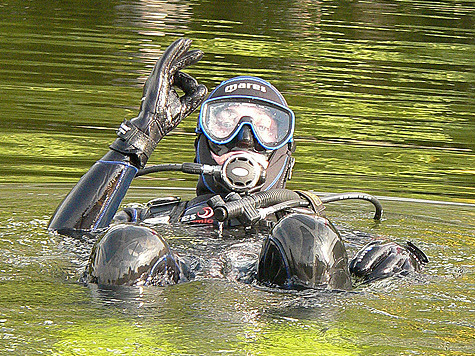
top-left (0, 0), bottom-right (474, 355)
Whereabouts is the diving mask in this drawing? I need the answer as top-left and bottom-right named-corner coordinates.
top-left (197, 96), bottom-right (295, 151)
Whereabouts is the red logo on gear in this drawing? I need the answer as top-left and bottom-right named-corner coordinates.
top-left (197, 207), bottom-right (214, 219)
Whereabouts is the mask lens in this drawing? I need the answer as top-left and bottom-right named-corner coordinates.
top-left (200, 98), bottom-right (294, 149)
top-left (203, 101), bottom-right (241, 140)
top-left (253, 104), bottom-right (289, 146)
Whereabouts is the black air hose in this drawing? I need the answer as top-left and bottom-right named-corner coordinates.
top-left (136, 164), bottom-right (184, 177)
top-left (211, 189), bottom-right (303, 222)
top-left (136, 163), bottom-right (217, 177)
top-left (319, 192), bottom-right (383, 220)
top-left (250, 189), bottom-right (302, 208)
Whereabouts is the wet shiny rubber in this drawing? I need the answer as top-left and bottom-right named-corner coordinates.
top-left (257, 212), bottom-right (352, 290)
top-left (48, 160), bottom-right (137, 235)
top-left (349, 240), bottom-right (428, 283)
top-left (87, 224), bottom-right (182, 286)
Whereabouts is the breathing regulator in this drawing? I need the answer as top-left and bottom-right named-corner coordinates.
top-left (137, 152), bottom-right (266, 194)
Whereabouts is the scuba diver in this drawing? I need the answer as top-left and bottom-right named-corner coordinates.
top-left (48, 38), bottom-right (428, 289)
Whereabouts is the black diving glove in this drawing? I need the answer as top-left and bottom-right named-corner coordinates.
top-left (110, 38), bottom-right (208, 168)
top-left (349, 240), bottom-right (428, 283)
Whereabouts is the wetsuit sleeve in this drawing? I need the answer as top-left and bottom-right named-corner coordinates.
top-left (48, 151), bottom-right (137, 236)
top-left (48, 39), bottom-right (206, 237)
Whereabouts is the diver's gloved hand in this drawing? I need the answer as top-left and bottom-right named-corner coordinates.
top-left (349, 240), bottom-right (428, 283)
top-left (110, 38), bottom-right (208, 168)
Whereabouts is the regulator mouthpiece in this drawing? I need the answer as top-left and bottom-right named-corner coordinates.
top-left (221, 153), bottom-right (266, 193)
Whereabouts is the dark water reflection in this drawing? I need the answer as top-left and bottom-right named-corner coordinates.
top-left (0, 0), bottom-right (474, 355)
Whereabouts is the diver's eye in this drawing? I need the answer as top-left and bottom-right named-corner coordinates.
top-left (221, 120), bottom-right (235, 129)
top-left (220, 109), bottom-right (238, 121)
top-left (257, 125), bottom-right (277, 141)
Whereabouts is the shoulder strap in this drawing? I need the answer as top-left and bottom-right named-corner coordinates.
top-left (294, 190), bottom-right (326, 217)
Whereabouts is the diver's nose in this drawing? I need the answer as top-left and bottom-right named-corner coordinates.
top-left (235, 124), bottom-right (256, 149)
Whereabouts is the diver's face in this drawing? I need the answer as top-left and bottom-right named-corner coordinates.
top-left (205, 102), bottom-right (285, 169)
top-left (211, 103), bottom-right (279, 144)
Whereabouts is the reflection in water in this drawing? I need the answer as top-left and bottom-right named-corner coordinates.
top-left (116, 0), bottom-right (192, 79)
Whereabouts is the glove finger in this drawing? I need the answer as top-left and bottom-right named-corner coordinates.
top-left (349, 240), bottom-right (390, 277)
top-left (174, 71), bottom-right (200, 94)
top-left (181, 84), bottom-right (208, 116)
top-left (172, 49), bottom-right (204, 73)
top-left (175, 71), bottom-right (208, 116)
top-left (149, 38), bottom-right (192, 82)
top-left (142, 38), bottom-right (193, 111)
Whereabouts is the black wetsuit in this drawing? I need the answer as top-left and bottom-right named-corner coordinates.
top-left (48, 155), bottom-right (357, 290)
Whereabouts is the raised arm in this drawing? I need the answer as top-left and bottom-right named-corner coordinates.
top-left (48, 38), bottom-right (207, 236)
